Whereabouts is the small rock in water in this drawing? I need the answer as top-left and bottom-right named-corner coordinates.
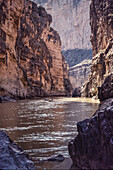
top-left (48, 154), bottom-right (65, 162)
top-left (0, 96), bottom-right (16, 103)
top-left (44, 154), bottom-right (65, 162)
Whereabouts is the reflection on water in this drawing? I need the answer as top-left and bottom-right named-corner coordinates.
top-left (0, 97), bottom-right (99, 168)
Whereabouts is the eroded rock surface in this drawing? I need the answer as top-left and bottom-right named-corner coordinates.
top-left (0, 0), bottom-right (72, 98)
top-left (90, 0), bottom-right (113, 56)
top-left (98, 73), bottom-right (113, 101)
top-left (32, 0), bottom-right (91, 50)
top-left (82, 0), bottom-right (113, 97)
top-left (69, 59), bottom-right (91, 88)
top-left (32, 0), bottom-right (92, 90)
top-left (68, 0), bottom-right (113, 168)
top-left (0, 131), bottom-right (36, 169)
top-left (82, 38), bottom-right (113, 98)
top-left (69, 98), bottom-right (113, 169)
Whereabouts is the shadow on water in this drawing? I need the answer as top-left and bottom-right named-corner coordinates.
top-left (0, 97), bottom-right (99, 169)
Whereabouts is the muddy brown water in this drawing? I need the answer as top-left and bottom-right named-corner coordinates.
top-left (0, 97), bottom-right (99, 169)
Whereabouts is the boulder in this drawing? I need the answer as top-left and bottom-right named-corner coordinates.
top-left (47, 154), bottom-right (65, 162)
top-left (0, 131), bottom-right (36, 170)
top-left (68, 98), bottom-right (113, 169)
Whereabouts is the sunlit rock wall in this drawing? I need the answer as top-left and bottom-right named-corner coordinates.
top-left (32, 0), bottom-right (92, 89)
top-left (0, 0), bottom-right (72, 98)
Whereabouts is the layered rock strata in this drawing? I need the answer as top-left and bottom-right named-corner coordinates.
top-left (69, 59), bottom-right (91, 88)
top-left (32, 0), bottom-right (91, 50)
top-left (0, 0), bottom-right (72, 98)
top-left (0, 131), bottom-right (36, 169)
top-left (90, 0), bottom-right (113, 56)
top-left (32, 0), bottom-right (92, 90)
top-left (82, 39), bottom-right (113, 97)
top-left (82, 0), bottom-right (113, 97)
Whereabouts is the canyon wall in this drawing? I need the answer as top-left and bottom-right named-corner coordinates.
top-left (69, 59), bottom-right (91, 88)
top-left (32, 0), bottom-right (92, 89)
top-left (69, 1), bottom-right (113, 168)
top-left (69, 97), bottom-right (113, 169)
top-left (63, 48), bottom-right (92, 88)
top-left (90, 0), bottom-right (113, 56)
top-left (0, 0), bottom-right (72, 98)
top-left (82, 0), bottom-right (113, 97)
top-left (32, 0), bottom-right (91, 51)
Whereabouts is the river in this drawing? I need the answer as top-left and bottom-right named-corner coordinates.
top-left (0, 97), bottom-right (99, 169)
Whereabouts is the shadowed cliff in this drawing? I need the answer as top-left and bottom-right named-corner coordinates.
top-left (82, 0), bottom-right (113, 98)
top-left (69, 0), bottom-right (113, 169)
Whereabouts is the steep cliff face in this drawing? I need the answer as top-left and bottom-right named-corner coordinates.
top-left (63, 48), bottom-right (92, 88)
top-left (0, 0), bottom-right (72, 98)
top-left (32, 0), bottom-right (92, 89)
top-left (32, 0), bottom-right (91, 50)
top-left (68, 0), bottom-right (113, 168)
top-left (90, 0), bottom-right (113, 56)
top-left (82, 0), bottom-right (113, 97)
top-left (69, 59), bottom-right (91, 88)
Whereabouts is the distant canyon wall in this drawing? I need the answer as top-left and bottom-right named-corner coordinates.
top-left (69, 59), bottom-right (91, 88)
top-left (32, 0), bottom-right (92, 89)
top-left (33, 0), bottom-right (91, 51)
top-left (0, 0), bottom-right (72, 98)
top-left (82, 0), bottom-right (113, 97)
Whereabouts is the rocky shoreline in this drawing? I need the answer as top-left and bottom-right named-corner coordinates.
top-left (68, 97), bottom-right (113, 169)
top-left (0, 131), bottom-right (36, 169)
top-left (68, 0), bottom-right (113, 168)
top-left (69, 74), bottom-right (113, 169)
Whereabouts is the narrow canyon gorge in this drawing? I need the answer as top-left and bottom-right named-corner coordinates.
top-left (0, 0), bottom-right (113, 169)
top-left (32, 0), bottom-right (92, 89)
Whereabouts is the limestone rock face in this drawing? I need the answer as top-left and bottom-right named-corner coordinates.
top-left (69, 98), bottom-right (113, 169)
top-left (0, 0), bottom-right (72, 98)
top-left (63, 49), bottom-right (92, 89)
top-left (0, 131), bottom-right (36, 169)
top-left (32, 0), bottom-right (91, 50)
top-left (90, 0), bottom-right (113, 56)
top-left (32, 0), bottom-right (92, 89)
top-left (69, 59), bottom-right (91, 88)
top-left (82, 0), bottom-right (113, 97)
